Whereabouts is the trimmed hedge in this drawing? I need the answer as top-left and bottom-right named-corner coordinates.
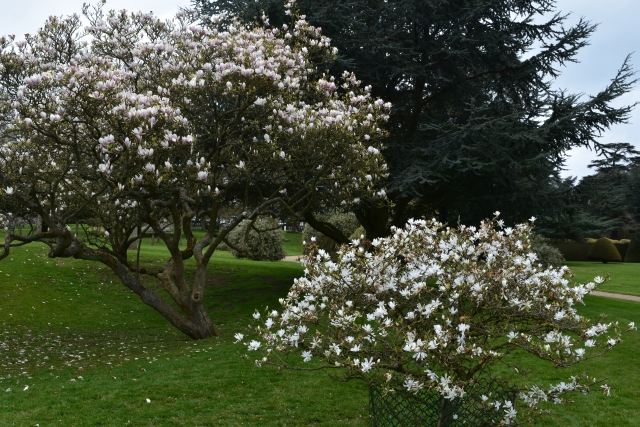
top-left (587, 237), bottom-right (622, 263)
top-left (624, 239), bottom-right (640, 263)
top-left (614, 243), bottom-right (630, 261)
top-left (555, 242), bottom-right (593, 261)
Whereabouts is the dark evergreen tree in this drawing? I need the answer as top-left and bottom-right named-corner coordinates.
top-left (193, 0), bottom-right (636, 239)
top-left (626, 163), bottom-right (640, 238)
top-left (577, 143), bottom-right (640, 239)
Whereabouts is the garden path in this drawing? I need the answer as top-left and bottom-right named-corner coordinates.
top-left (591, 291), bottom-right (640, 302)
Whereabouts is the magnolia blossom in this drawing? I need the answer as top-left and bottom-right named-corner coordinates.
top-left (0, 2), bottom-right (389, 341)
top-left (241, 217), bottom-right (634, 424)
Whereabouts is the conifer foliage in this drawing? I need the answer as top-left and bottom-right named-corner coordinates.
top-left (195, 0), bottom-right (637, 236)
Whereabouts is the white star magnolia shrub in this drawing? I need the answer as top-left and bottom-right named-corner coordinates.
top-left (240, 215), bottom-right (636, 424)
top-left (0, 2), bottom-right (388, 339)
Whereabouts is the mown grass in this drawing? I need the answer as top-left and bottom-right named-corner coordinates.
top-left (0, 239), bottom-right (638, 426)
top-left (282, 231), bottom-right (303, 256)
top-left (0, 242), bottom-right (366, 426)
top-left (565, 261), bottom-right (640, 296)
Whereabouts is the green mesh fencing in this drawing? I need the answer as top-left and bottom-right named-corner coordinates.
top-left (369, 378), bottom-right (517, 427)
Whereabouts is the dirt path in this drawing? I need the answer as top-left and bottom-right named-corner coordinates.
top-left (283, 255), bottom-right (302, 262)
top-left (590, 291), bottom-right (640, 302)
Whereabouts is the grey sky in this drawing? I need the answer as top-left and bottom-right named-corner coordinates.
top-left (1, 0), bottom-right (637, 180)
top-left (550, 0), bottom-right (640, 179)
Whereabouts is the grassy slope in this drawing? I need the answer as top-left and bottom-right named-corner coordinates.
top-left (0, 241), bottom-right (638, 425)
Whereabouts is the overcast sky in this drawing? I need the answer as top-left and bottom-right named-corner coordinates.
top-left (1, 0), bottom-right (638, 180)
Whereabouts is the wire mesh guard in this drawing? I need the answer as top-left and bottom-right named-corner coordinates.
top-left (369, 378), bottom-right (517, 427)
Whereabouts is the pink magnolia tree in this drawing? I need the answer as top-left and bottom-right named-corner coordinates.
top-left (240, 216), bottom-right (636, 424)
top-left (0, 2), bottom-right (389, 339)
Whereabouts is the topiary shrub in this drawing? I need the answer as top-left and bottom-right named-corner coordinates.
top-left (555, 242), bottom-right (593, 261)
top-left (587, 237), bottom-right (622, 263)
top-left (302, 211), bottom-right (360, 257)
top-left (624, 238), bottom-right (640, 263)
top-left (614, 243), bottom-right (629, 261)
top-left (226, 217), bottom-right (285, 261)
top-left (529, 234), bottom-right (565, 268)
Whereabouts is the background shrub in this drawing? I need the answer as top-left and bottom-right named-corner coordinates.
top-left (555, 242), bottom-right (593, 261)
top-left (226, 217), bottom-right (285, 261)
top-left (587, 237), bottom-right (622, 263)
top-left (624, 238), bottom-right (640, 263)
top-left (530, 234), bottom-right (565, 267)
top-left (350, 225), bottom-right (366, 240)
top-left (614, 243), bottom-right (630, 260)
top-left (302, 211), bottom-right (360, 257)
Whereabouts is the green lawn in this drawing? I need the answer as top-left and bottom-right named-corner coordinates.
top-left (566, 261), bottom-right (640, 296)
top-left (282, 231), bottom-right (303, 256)
top-left (0, 242), bottom-right (638, 426)
top-left (0, 243), bottom-right (365, 426)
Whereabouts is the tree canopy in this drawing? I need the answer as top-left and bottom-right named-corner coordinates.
top-left (575, 143), bottom-right (640, 239)
top-left (0, 3), bottom-right (388, 338)
top-left (194, 0), bottom-right (637, 237)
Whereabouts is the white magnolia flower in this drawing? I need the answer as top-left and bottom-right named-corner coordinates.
top-left (360, 357), bottom-right (375, 373)
top-left (247, 340), bottom-right (261, 351)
